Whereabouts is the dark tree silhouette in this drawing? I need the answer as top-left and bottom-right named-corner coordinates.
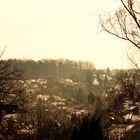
top-left (71, 114), bottom-right (107, 140)
top-left (0, 59), bottom-right (23, 102)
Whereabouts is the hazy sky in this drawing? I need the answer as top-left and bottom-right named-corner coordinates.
top-left (0, 0), bottom-right (131, 69)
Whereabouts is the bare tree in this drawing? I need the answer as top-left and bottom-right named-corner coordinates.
top-left (99, 4), bottom-right (140, 137)
top-left (100, 0), bottom-right (140, 50)
top-left (106, 70), bottom-right (140, 123)
top-left (0, 59), bottom-right (24, 103)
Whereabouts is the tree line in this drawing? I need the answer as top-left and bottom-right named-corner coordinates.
top-left (8, 59), bottom-right (95, 80)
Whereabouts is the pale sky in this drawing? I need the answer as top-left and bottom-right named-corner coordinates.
top-left (0, 0), bottom-right (132, 69)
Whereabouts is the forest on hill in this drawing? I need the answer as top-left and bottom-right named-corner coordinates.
top-left (1, 58), bottom-right (140, 139)
top-left (10, 59), bottom-right (95, 80)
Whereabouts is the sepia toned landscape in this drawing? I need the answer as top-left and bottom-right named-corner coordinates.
top-left (1, 0), bottom-right (140, 140)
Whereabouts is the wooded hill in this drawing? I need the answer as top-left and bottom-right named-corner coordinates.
top-left (9, 59), bottom-right (95, 80)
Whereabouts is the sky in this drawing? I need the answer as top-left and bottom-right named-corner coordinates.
top-left (0, 0), bottom-right (132, 69)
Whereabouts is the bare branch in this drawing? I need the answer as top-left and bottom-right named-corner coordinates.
top-left (100, 18), bottom-right (128, 40)
top-left (100, 0), bottom-right (140, 50)
top-left (121, 0), bottom-right (140, 29)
